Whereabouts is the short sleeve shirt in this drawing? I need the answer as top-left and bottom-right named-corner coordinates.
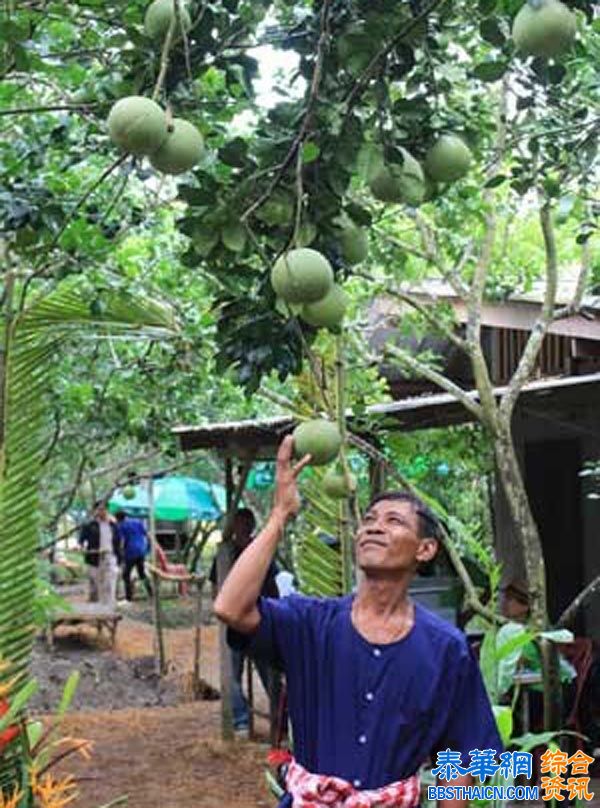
top-left (231, 594), bottom-right (502, 806)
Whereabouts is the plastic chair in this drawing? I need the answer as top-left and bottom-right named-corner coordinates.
top-left (154, 543), bottom-right (189, 597)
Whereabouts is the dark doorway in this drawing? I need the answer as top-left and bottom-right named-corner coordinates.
top-left (524, 439), bottom-right (583, 626)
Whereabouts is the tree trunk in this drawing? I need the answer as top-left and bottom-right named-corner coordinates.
top-left (493, 428), bottom-right (547, 628)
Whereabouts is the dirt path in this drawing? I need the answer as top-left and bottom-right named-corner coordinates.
top-left (37, 597), bottom-right (274, 808)
top-left (60, 705), bottom-right (272, 808)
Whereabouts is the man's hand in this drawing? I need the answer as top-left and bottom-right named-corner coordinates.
top-left (273, 435), bottom-right (311, 521)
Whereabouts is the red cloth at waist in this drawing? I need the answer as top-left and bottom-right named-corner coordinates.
top-left (285, 758), bottom-right (421, 808)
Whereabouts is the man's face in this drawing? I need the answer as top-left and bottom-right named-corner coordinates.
top-left (500, 589), bottom-right (529, 622)
top-left (95, 504), bottom-right (108, 521)
top-left (233, 515), bottom-right (253, 550)
top-left (355, 499), bottom-right (437, 575)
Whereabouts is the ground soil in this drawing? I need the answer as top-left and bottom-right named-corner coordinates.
top-left (32, 589), bottom-right (274, 808)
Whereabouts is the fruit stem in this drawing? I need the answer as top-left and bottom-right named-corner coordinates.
top-left (335, 334), bottom-right (354, 593)
top-left (152, 4), bottom-right (178, 102)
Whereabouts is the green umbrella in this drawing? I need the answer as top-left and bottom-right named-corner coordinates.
top-left (109, 476), bottom-right (226, 522)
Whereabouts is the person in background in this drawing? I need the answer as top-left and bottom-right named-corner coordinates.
top-left (79, 500), bottom-right (121, 605)
top-left (115, 510), bottom-right (153, 603)
top-left (210, 507), bottom-right (280, 738)
top-left (500, 580), bottom-right (576, 731)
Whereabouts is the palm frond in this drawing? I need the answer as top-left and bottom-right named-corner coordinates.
top-left (0, 280), bottom-right (176, 685)
top-left (293, 473), bottom-right (345, 598)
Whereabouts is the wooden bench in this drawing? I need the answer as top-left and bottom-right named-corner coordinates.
top-left (46, 603), bottom-right (122, 649)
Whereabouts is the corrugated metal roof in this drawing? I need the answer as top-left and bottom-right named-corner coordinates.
top-left (174, 372), bottom-right (600, 454)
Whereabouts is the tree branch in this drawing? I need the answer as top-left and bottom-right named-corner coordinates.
top-left (353, 268), bottom-right (468, 352)
top-left (499, 199), bottom-right (558, 419)
top-left (384, 343), bottom-right (485, 422)
top-left (241, 0), bottom-right (332, 222)
top-left (553, 231), bottom-right (592, 320)
top-left (0, 103), bottom-right (99, 117)
top-left (558, 574), bottom-right (600, 628)
top-left (413, 212), bottom-right (469, 297)
top-left (343, 0), bottom-right (447, 118)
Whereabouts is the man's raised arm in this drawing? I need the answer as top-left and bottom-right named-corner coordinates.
top-left (213, 435), bottom-right (310, 634)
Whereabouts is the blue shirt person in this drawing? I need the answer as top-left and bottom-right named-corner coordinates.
top-left (215, 437), bottom-right (502, 807)
top-left (115, 511), bottom-right (152, 602)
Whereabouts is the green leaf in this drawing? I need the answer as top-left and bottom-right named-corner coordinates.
top-left (484, 174), bottom-right (508, 189)
top-left (26, 720), bottom-right (44, 749)
top-left (511, 730), bottom-right (560, 753)
top-left (301, 142), bottom-right (321, 164)
top-left (539, 629), bottom-right (574, 643)
top-left (56, 670), bottom-right (80, 718)
top-left (479, 19), bottom-right (506, 48)
top-left (0, 680), bottom-right (38, 735)
top-left (478, 0), bottom-right (497, 13)
top-left (492, 705), bottom-right (513, 746)
top-left (219, 138), bottom-right (249, 168)
top-left (479, 628), bottom-right (498, 702)
top-left (472, 61), bottom-right (508, 82)
top-left (496, 622), bottom-right (534, 661)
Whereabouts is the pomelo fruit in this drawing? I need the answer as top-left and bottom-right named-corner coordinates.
top-left (322, 467), bottom-right (357, 499)
top-left (221, 222), bottom-right (247, 252)
top-left (512, 0), bottom-right (576, 59)
top-left (144, 0), bottom-right (192, 40)
top-left (107, 96), bottom-right (168, 156)
top-left (255, 190), bottom-right (295, 226)
top-left (338, 28), bottom-right (379, 75)
top-left (293, 420), bottom-right (343, 466)
top-left (271, 248), bottom-right (334, 304)
top-left (425, 135), bottom-right (472, 183)
top-left (300, 284), bottom-right (348, 330)
top-left (150, 118), bottom-right (204, 175)
top-left (123, 485), bottom-right (136, 500)
top-left (338, 220), bottom-right (368, 265)
top-left (369, 149), bottom-right (425, 206)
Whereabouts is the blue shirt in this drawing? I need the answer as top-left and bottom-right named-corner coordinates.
top-left (118, 518), bottom-right (149, 562)
top-left (232, 594), bottom-right (502, 806)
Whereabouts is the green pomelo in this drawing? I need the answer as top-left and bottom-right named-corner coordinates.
top-left (337, 30), bottom-right (378, 75)
top-left (144, 0), bottom-right (191, 39)
top-left (293, 420), bottom-right (343, 466)
top-left (425, 135), bottom-right (472, 183)
top-left (300, 284), bottom-right (348, 330)
top-left (221, 222), bottom-right (247, 252)
top-left (369, 149), bottom-right (425, 206)
top-left (271, 248), bottom-right (334, 304)
top-left (107, 96), bottom-right (168, 157)
top-left (192, 225), bottom-right (219, 256)
top-left (150, 118), bottom-right (204, 175)
top-left (512, 0), bottom-right (576, 59)
top-left (123, 485), bottom-right (136, 500)
top-left (255, 190), bottom-right (295, 226)
top-left (322, 468), bottom-right (357, 499)
top-left (339, 222), bottom-right (369, 265)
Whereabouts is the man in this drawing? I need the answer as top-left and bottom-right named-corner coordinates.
top-left (210, 507), bottom-right (280, 738)
top-left (115, 510), bottom-right (153, 602)
top-left (79, 500), bottom-right (121, 605)
top-left (215, 437), bottom-right (502, 807)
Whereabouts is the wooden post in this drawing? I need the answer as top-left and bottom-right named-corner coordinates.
top-left (246, 658), bottom-right (254, 738)
top-left (217, 456), bottom-right (253, 741)
top-left (192, 578), bottom-right (204, 697)
top-left (149, 477), bottom-right (167, 675)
